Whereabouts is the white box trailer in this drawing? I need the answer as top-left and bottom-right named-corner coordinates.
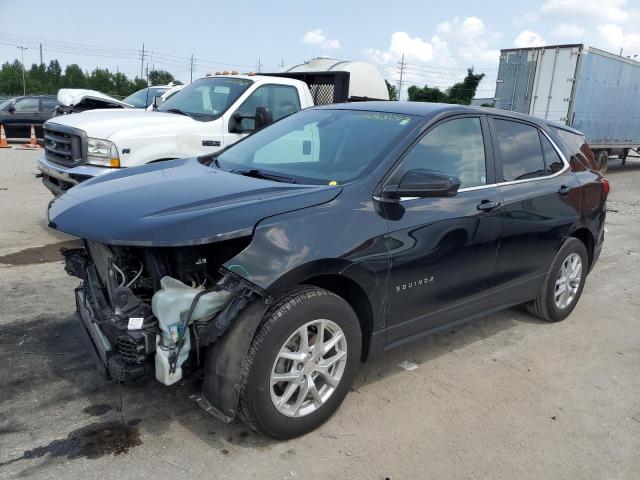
top-left (494, 44), bottom-right (640, 170)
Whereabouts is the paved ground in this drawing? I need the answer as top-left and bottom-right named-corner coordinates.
top-left (1, 149), bottom-right (638, 480)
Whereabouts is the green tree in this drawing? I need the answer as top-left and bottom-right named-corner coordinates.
top-left (385, 80), bottom-right (398, 101)
top-left (27, 63), bottom-right (48, 94)
top-left (0, 60), bottom-right (24, 95)
top-left (130, 77), bottom-right (148, 91)
top-left (112, 72), bottom-right (132, 97)
top-left (446, 69), bottom-right (485, 104)
top-left (148, 70), bottom-right (174, 86)
top-left (62, 64), bottom-right (86, 89)
top-left (87, 68), bottom-right (116, 94)
top-left (47, 60), bottom-right (62, 92)
top-left (407, 68), bottom-right (485, 105)
top-left (0, 57), bottom-right (182, 97)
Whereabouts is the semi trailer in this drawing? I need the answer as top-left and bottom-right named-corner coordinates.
top-left (494, 44), bottom-right (640, 173)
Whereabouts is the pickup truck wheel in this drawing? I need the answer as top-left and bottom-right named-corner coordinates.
top-left (237, 286), bottom-right (361, 439)
top-left (526, 238), bottom-right (588, 322)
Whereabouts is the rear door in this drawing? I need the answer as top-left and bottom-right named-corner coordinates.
top-left (384, 115), bottom-right (503, 346)
top-left (489, 116), bottom-right (581, 306)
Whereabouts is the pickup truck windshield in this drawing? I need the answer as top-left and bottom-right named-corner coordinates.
top-left (123, 87), bottom-right (169, 108)
top-left (158, 77), bottom-right (253, 121)
top-left (216, 109), bottom-right (415, 184)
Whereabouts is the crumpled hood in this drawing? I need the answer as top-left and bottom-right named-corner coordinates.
top-left (57, 88), bottom-right (133, 108)
top-left (45, 109), bottom-right (197, 140)
top-left (48, 159), bottom-right (341, 246)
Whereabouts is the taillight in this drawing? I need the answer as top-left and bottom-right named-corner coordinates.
top-left (602, 178), bottom-right (610, 196)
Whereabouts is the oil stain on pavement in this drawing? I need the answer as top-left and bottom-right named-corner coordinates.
top-left (0, 420), bottom-right (142, 466)
top-left (0, 239), bottom-right (81, 266)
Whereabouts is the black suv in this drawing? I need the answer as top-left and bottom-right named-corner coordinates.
top-left (0, 95), bottom-right (57, 138)
top-left (49, 102), bottom-right (608, 438)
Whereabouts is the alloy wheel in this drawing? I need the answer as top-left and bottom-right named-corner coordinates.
top-left (554, 252), bottom-right (582, 309)
top-left (270, 319), bottom-right (348, 418)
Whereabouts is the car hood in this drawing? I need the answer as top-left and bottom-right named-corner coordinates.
top-left (45, 109), bottom-right (197, 140)
top-left (57, 88), bottom-right (133, 109)
top-left (48, 158), bottom-right (341, 246)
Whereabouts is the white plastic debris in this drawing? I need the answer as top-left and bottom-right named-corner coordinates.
top-left (398, 360), bottom-right (418, 371)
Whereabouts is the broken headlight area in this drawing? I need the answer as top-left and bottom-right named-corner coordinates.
top-left (62, 237), bottom-right (263, 384)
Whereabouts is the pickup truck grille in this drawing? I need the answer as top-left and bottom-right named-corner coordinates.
top-left (44, 124), bottom-right (85, 166)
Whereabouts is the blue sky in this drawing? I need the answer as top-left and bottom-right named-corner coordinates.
top-left (1, 0), bottom-right (639, 98)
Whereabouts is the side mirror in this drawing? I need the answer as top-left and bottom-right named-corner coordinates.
top-left (152, 95), bottom-right (164, 109)
top-left (254, 106), bottom-right (273, 130)
top-left (7, 105), bottom-right (15, 113)
top-left (382, 169), bottom-right (461, 199)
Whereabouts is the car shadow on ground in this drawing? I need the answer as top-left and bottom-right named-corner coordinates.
top-left (0, 303), bottom-right (544, 474)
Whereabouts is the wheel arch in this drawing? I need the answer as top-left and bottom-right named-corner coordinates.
top-left (569, 227), bottom-right (594, 268)
top-left (302, 274), bottom-right (375, 361)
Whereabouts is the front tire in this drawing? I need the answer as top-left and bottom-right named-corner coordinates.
top-left (238, 286), bottom-right (361, 439)
top-left (526, 237), bottom-right (588, 322)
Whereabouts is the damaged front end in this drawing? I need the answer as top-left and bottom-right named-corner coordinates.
top-left (62, 237), bottom-right (267, 390)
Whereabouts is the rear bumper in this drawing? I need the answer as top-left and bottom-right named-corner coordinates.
top-left (37, 153), bottom-right (113, 196)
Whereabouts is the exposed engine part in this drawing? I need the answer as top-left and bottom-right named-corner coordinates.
top-left (62, 236), bottom-right (257, 384)
top-left (151, 277), bottom-right (234, 385)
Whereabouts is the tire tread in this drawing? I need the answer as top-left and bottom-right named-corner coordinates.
top-left (237, 286), bottom-right (340, 435)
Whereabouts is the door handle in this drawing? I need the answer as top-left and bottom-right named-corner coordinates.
top-left (477, 200), bottom-right (501, 212)
top-left (559, 185), bottom-right (572, 195)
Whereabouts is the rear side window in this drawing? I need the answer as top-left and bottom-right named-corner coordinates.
top-left (555, 129), bottom-right (585, 154)
top-left (42, 98), bottom-right (58, 111)
top-left (540, 134), bottom-right (564, 174)
top-left (555, 127), bottom-right (597, 171)
top-left (402, 117), bottom-right (487, 188)
top-left (494, 119), bottom-right (545, 181)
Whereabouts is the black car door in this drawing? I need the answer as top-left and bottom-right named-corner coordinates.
top-left (3, 97), bottom-right (40, 138)
top-left (383, 115), bottom-right (503, 347)
top-left (488, 117), bottom-right (581, 306)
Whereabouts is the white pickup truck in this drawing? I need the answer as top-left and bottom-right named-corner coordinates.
top-left (37, 59), bottom-right (389, 195)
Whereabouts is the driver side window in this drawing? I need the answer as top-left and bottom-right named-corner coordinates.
top-left (13, 98), bottom-right (39, 112)
top-left (235, 85), bottom-right (301, 131)
top-left (402, 117), bottom-right (487, 188)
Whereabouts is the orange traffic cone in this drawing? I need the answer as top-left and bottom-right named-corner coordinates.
top-left (27, 125), bottom-right (39, 147)
top-left (0, 124), bottom-right (9, 148)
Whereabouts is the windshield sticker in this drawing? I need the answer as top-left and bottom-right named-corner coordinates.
top-left (360, 113), bottom-right (411, 124)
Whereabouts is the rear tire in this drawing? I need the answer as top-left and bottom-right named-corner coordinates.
top-left (237, 286), bottom-right (361, 439)
top-left (526, 238), bottom-right (588, 322)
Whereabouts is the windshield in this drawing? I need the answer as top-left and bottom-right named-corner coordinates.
top-left (123, 87), bottom-right (169, 108)
top-left (0, 98), bottom-right (14, 110)
top-left (158, 77), bottom-right (253, 121)
top-left (216, 109), bottom-right (415, 184)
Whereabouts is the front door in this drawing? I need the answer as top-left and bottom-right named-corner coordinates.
top-left (225, 83), bottom-right (302, 147)
top-left (4, 97), bottom-right (40, 138)
top-left (384, 116), bottom-right (503, 346)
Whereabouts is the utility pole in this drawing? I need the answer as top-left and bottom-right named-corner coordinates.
top-left (17, 45), bottom-right (27, 95)
top-left (140, 42), bottom-right (146, 78)
top-left (280, 59), bottom-right (285, 69)
top-left (396, 54), bottom-right (406, 101)
top-left (257, 58), bottom-right (262, 72)
top-left (39, 43), bottom-right (43, 66)
top-left (190, 54), bottom-right (194, 83)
